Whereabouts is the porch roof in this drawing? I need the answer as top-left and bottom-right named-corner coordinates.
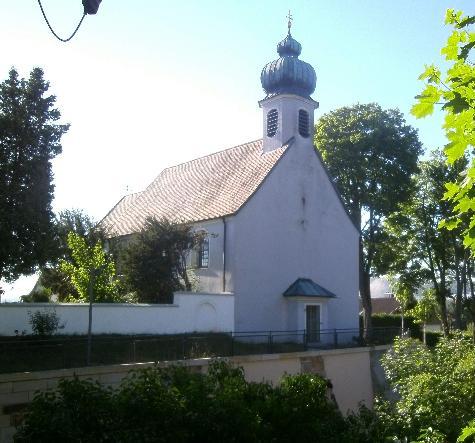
top-left (283, 278), bottom-right (337, 298)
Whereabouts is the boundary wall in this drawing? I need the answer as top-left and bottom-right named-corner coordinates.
top-left (0, 346), bottom-right (386, 443)
top-left (0, 292), bottom-right (234, 336)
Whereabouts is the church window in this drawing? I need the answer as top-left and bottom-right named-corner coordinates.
top-left (298, 109), bottom-right (310, 138)
top-left (198, 236), bottom-right (209, 268)
top-left (267, 109), bottom-right (278, 137)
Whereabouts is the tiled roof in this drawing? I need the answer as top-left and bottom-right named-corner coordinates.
top-left (358, 297), bottom-right (401, 315)
top-left (283, 278), bottom-right (337, 298)
top-left (99, 139), bottom-right (290, 237)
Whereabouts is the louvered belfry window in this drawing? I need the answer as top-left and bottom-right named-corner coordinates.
top-left (298, 109), bottom-right (310, 138)
top-left (267, 109), bottom-right (278, 137)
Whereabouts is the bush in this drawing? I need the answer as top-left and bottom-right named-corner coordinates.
top-left (370, 313), bottom-right (421, 338)
top-left (20, 288), bottom-right (52, 303)
top-left (380, 333), bottom-right (475, 442)
top-left (424, 330), bottom-right (442, 347)
top-left (15, 361), bottom-right (349, 442)
top-left (27, 309), bottom-right (63, 336)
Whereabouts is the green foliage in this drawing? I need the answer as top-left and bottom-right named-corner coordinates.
top-left (15, 361), bottom-right (348, 443)
top-left (14, 378), bottom-right (115, 443)
top-left (315, 103), bottom-right (422, 336)
top-left (412, 427), bottom-right (447, 443)
top-left (41, 209), bottom-right (108, 301)
top-left (122, 217), bottom-right (204, 303)
top-left (458, 420), bottom-right (475, 442)
top-left (388, 274), bottom-right (415, 312)
top-left (381, 333), bottom-right (475, 441)
top-left (407, 289), bottom-right (439, 325)
top-left (20, 288), bottom-right (52, 303)
top-left (60, 232), bottom-right (122, 303)
top-left (0, 67), bottom-right (69, 286)
top-left (384, 151), bottom-right (468, 333)
top-left (344, 403), bottom-right (394, 443)
top-left (27, 309), bottom-right (63, 336)
top-left (411, 9), bottom-right (475, 253)
top-left (371, 314), bottom-right (421, 337)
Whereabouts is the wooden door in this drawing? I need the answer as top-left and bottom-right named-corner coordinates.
top-left (306, 305), bottom-right (321, 342)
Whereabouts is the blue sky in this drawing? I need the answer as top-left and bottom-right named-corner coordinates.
top-left (0, 1), bottom-right (470, 299)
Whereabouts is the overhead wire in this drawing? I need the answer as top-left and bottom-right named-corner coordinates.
top-left (37, 0), bottom-right (86, 43)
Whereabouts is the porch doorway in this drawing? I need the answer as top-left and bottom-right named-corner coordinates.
top-left (306, 305), bottom-right (321, 343)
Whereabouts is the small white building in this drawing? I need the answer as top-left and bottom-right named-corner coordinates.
top-left (100, 27), bottom-right (360, 338)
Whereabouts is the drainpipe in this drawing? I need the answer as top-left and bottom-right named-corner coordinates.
top-left (222, 217), bottom-right (227, 292)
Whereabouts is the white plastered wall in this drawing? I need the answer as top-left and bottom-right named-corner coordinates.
top-left (0, 292), bottom-right (234, 336)
top-left (230, 136), bottom-right (359, 332)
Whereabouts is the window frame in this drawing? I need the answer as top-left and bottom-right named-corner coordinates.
top-left (298, 109), bottom-right (310, 138)
top-left (197, 236), bottom-right (209, 269)
top-left (266, 109), bottom-right (278, 137)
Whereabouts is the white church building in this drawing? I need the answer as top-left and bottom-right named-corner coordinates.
top-left (100, 26), bottom-right (359, 337)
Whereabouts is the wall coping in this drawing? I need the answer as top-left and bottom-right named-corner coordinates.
top-left (0, 303), bottom-right (179, 308)
top-left (0, 292), bottom-right (235, 308)
top-left (0, 346), bottom-right (373, 383)
top-left (175, 291), bottom-right (234, 297)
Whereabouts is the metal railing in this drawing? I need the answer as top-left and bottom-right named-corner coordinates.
top-left (0, 326), bottom-right (405, 374)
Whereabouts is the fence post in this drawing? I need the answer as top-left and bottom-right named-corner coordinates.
top-left (268, 331), bottom-right (273, 354)
top-left (61, 343), bottom-right (65, 369)
top-left (303, 330), bottom-right (308, 350)
top-left (182, 336), bottom-right (186, 360)
top-left (132, 340), bottom-right (136, 363)
top-left (333, 329), bottom-right (338, 348)
top-left (230, 333), bottom-right (234, 356)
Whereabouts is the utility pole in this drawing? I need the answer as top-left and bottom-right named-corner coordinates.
top-left (86, 264), bottom-right (107, 366)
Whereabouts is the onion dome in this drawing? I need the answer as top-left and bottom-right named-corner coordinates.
top-left (261, 31), bottom-right (316, 98)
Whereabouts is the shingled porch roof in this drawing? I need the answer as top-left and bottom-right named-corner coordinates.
top-left (99, 139), bottom-right (291, 237)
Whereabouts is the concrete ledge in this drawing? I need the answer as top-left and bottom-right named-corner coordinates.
top-left (0, 347), bottom-right (372, 382)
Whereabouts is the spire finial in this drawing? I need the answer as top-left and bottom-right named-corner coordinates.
top-left (286, 10), bottom-right (293, 35)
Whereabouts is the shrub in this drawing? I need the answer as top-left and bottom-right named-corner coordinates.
top-left (371, 313), bottom-right (421, 338)
top-left (20, 288), bottom-right (52, 303)
top-left (15, 361), bottom-right (349, 442)
top-left (27, 309), bottom-right (63, 336)
top-left (14, 378), bottom-right (115, 443)
top-left (380, 333), bottom-right (475, 441)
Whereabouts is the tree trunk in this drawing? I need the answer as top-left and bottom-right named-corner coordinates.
top-left (454, 243), bottom-right (463, 329)
top-left (360, 244), bottom-right (372, 342)
top-left (436, 281), bottom-right (450, 336)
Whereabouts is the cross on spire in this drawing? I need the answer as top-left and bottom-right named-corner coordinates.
top-left (287, 10), bottom-right (293, 35)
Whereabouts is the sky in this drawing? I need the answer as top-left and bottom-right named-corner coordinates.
top-left (0, 0), bottom-right (470, 300)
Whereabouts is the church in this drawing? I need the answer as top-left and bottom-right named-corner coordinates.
top-left (100, 23), bottom-right (359, 337)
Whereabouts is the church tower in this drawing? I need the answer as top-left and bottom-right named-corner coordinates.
top-left (260, 16), bottom-right (318, 152)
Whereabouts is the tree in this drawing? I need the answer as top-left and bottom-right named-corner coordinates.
top-left (315, 103), bottom-right (422, 339)
top-left (407, 289), bottom-right (439, 344)
top-left (40, 209), bottom-right (107, 301)
top-left (0, 67), bottom-right (69, 288)
top-left (412, 9), bottom-right (475, 253)
top-left (381, 333), bottom-right (475, 442)
top-left (121, 217), bottom-right (204, 303)
top-left (60, 232), bottom-right (121, 303)
top-left (387, 274), bottom-right (416, 332)
top-left (385, 152), bottom-right (470, 334)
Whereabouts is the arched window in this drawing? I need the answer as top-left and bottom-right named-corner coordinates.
top-left (267, 109), bottom-right (278, 137)
top-left (298, 109), bottom-right (310, 138)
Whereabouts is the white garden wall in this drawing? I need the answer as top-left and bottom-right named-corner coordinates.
top-left (0, 292), bottom-right (234, 336)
